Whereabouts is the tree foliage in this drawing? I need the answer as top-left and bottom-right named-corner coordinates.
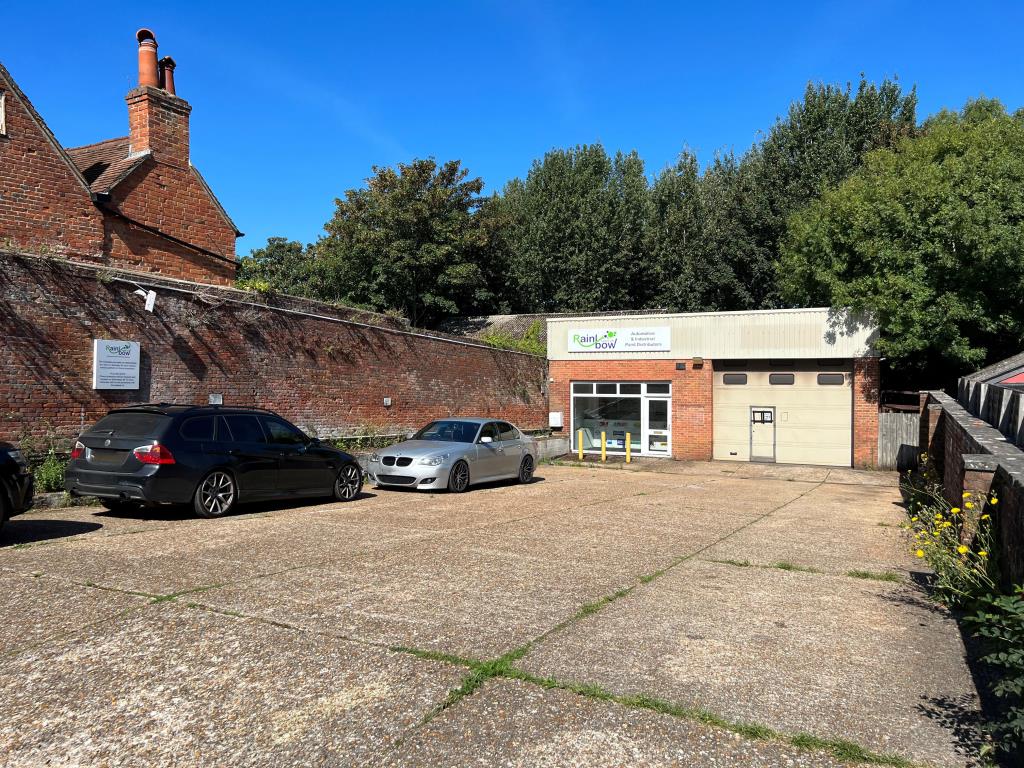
top-left (236, 237), bottom-right (312, 295)
top-left (311, 158), bottom-right (496, 328)
top-left (779, 99), bottom-right (1024, 377)
top-left (491, 144), bottom-right (653, 313)
top-left (228, 77), bottom-right (1024, 384)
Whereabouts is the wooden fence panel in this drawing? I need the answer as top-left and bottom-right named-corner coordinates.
top-left (878, 412), bottom-right (920, 470)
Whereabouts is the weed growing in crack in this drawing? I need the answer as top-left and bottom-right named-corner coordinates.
top-left (846, 570), bottom-right (902, 583)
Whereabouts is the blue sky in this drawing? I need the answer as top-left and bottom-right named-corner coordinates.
top-left (5, 1), bottom-right (1023, 255)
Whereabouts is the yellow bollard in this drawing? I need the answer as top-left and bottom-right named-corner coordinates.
top-left (601, 431), bottom-right (607, 462)
top-left (578, 429), bottom-right (584, 460)
top-left (626, 432), bottom-right (631, 463)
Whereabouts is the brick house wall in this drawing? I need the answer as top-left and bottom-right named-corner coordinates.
top-left (0, 72), bottom-right (106, 258)
top-left (548, 359), bottom-right (714, 461)
top-left (1, 42), bottom-right (238, 288)
top-left (105, 161), bottom-right (238, 285)
top-left (0, 255), bottom-right (547, 444)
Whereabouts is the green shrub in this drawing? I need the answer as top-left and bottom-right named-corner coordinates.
top-left (968, 588), bottom-right (1024, 758)
top-left (481, 320), bottom-right (545, 356)
top-left (34, 449), bottom-right (66, 493)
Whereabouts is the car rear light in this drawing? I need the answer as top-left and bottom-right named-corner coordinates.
top-left (70, 441), bottom-right (85, 460)
top-left (133, 444), bottom-right (176, 465)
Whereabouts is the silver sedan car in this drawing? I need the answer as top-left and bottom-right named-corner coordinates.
top-left (366, 418), bottom-right (538, 492)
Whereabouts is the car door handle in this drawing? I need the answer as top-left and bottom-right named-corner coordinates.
top-left (228, 449), bottom-right (240, 456)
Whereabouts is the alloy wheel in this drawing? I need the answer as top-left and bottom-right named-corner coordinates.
top-left (198, 471), bottom-right (235, 517)
top-left (335, 463), bottom-right (362, 501)
top-left (519, 455), bottom-right (535, 484)
top-left (450, 461), bottom-right (469, 492)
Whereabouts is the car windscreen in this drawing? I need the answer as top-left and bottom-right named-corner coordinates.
top-left (412, 420), bottom-right (479, 443)
top-left (87, 412), bottom-right (171, 439)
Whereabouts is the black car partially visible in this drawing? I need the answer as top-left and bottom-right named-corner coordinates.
top-left (65, 405), bottom-right (363, 518)
top-left (0, 442), bottom-right (34, 535)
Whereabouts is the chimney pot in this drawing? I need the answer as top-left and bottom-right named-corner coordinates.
top-left (136, 28), bottom-right (159, 88)
top-left (159, 56), bottom-right (177, 95)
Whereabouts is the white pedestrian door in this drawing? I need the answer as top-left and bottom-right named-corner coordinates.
top-left (643, 398), bottom-right (671, 455)
top-left (750, 407), bottom-right (775, 463)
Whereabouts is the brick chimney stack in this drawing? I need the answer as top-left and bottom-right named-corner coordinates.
top-left (127, 28), bottom-right (190, 167)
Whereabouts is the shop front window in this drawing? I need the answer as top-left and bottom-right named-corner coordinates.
top-left (570, 382), bottom-right (671, 456)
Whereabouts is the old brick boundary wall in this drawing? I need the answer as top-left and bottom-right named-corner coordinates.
top-left (920, 390), bottom-right (1024, 590)
top-left (0, 254), bottom-right (547, 444)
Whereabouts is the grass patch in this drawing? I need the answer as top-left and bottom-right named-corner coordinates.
top-left (846, 569), bottom-right (903, 583)
top-left (508, 669), bottom-right (913, 767)
top-left (389, 645), bottom-right (479, 668)
top-left (706, 557), bottom-right (753, 568)
top-left (789, 732), bottom-right (914, 766)
top-left (772, 561), bottom-right (823, 574)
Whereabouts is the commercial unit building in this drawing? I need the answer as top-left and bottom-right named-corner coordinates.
top-left (546, 308), bottom-right (880, 468)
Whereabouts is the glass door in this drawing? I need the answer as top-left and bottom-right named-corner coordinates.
top-left (643, 398), bottom-right (671, 455)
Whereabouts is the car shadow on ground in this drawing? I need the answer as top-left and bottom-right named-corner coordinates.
top-left (91, 492), bottom-right (381, 521)
top-left (0, 519), bottom-right (103, 547)
top-left (370, 475), bottom-right (546, 495)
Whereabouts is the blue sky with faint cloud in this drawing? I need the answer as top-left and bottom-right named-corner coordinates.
top-left (4, 1), bottom-right (1023, 254)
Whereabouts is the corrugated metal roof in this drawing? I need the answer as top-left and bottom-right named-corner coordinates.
top-left (546, 307), bottom-right (878, 360)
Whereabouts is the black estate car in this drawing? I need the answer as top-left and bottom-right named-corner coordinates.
top-left (0, 442), bottom-right (34, 535)
top-left (65, 405), bottom-right (363, 518)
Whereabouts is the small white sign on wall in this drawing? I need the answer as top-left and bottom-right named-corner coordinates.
top-left (92, 339), bottom-right (140, 390)
top-left (568, 326), bottom-right (671, 353)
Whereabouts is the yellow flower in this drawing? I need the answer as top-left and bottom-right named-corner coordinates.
top-left (935, 512), bottom-right (944, 519)
top-left (933, 531), bottom-right (940, 537)
top-left (990, 497), bottom-right (998, 506)
top-left (965, 502), bottom-right (975, 510)
top-left (957, 545), bottom-right (969, 554)
top-left (963, 492), bottom-right (972, 499)
top-left (981, 514), bottom-right (990, 521)
top-left (950, 508), bottom-right (960, 515)
top-left (911, 516), bottom-right (919, 522)
top-left (979, 551), bottom-right (988, 558)
top-left (942, 521), bottom-right (952, 528)
top-left (916, 549), bottom-right (925, 558)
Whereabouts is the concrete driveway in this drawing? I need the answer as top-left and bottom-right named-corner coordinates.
top-left (0, 462), bottom-right (982, 767)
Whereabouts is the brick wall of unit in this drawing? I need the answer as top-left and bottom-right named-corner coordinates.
top-left (853, 356), bottom-right (881, 467)
top-left (921, 390), bottom-right (1024, 590)
top-left (0, 84), bottom-right (105, 258)
top-left (0, 255), bottom-right (547, 445)
top-left (548, 359), bottom-right (714, 460)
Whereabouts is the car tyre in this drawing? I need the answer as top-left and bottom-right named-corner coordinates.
top-left (333, 463), bottom-right (363, 502)
top-left (193, 470), bottom-right (237, 519)
top-left (518, 455), bottom-right (535, 484)
top-left (448, 460), bottom-right (470, 493)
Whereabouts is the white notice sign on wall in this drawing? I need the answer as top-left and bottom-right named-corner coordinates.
top-left (92, 339), bottom-right (140, 390)
top-left (568, 326), bottom-right (671, 353)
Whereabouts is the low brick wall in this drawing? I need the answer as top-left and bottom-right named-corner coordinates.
top-left (921, 390), bottom-right (1024, 590)
top-left (0, 254), bottom-right (548, 444)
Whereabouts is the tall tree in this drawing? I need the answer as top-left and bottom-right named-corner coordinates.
top-left (497, 144), bottom-right (652, 313)
top-left (311, 158), bottom-right (493, 328)
top-left (778, 99), bottom-right (1024, 381)
top-left (741, 76), bottom-right (918, 306)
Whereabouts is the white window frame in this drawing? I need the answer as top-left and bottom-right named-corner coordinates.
top-left (569, 381), bottom-right (672, 457)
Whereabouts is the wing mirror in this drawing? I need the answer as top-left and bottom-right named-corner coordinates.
top-left (480, 436), bottom-right (494, 444)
